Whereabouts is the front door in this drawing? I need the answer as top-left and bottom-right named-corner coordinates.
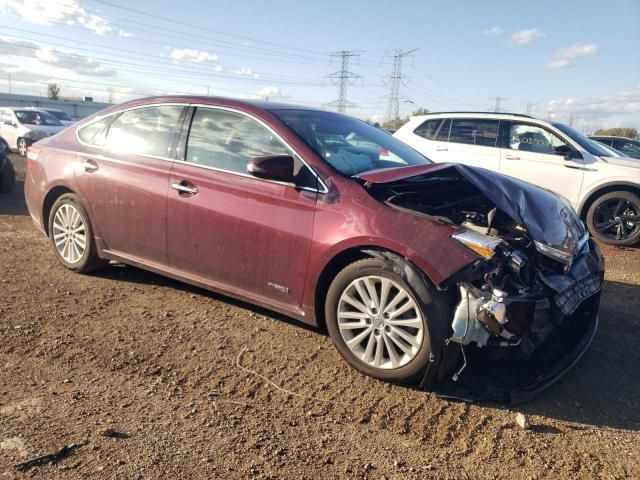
top-left (74, 104), bottom-right (185, 265)
top-left (166, 106), bottom-right (318, 306)
top-left (499, 121), bottom-right (584, 208)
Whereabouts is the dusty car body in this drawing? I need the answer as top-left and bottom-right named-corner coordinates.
top-left (24, 96), bottom-right (603, 404)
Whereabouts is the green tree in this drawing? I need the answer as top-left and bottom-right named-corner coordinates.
top-left (382, 107), bottom-right (430, 131)
top-left (47, 83), bottom-right (61, 100)
top-left (593, 127), bottom-right (638, 139)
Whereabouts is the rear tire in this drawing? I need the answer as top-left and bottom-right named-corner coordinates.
top-left (325, 257), bottom-right (446, 384)
top-left (0, 159), bottom-right (15, 194)
top-left (48, 193), bottom-right (107, 273)
top-left (586, 191), bottom-right (640, 246)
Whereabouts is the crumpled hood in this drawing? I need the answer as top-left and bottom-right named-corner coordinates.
top-left (357, 163), bottom-right (587, 254)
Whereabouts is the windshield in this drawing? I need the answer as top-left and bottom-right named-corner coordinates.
top-left (552, 122), bottom-right (612, 157)
top-left (270, 109), bottom-right (431, 176)
top-left (48, 110), bottom-right (73, 121)
top-left (15, 110), bottom-right (63, 126)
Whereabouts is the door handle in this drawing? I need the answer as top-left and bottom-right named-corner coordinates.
top-left (504, 155), bottom-right (520, 160)
top-left (436, 147), bottom-right (448, 152)
top-left (171, 182), bottom-right (199, 195)
top-left (79, 160), bottom-right (99, 172)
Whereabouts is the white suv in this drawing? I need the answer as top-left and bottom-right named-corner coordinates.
top-left (395, 112), bottom-right (640, 246)
top-left (0, 107), bottom-right (66, 156)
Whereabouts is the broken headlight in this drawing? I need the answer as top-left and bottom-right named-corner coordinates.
top-left (451, 230), bottom-right (504, 260)
top-left (534, 240), bottom-right (574, 268)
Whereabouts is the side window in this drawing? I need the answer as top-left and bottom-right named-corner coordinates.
top-left (449, 119), bottom-right (499, 147)
top-left (413, 119), bottom-right (441, 140)
top-left (508, 124), bottom-right (567, 155)
top-left (435, 119), bottom-right (451, 141)
top-left (104, 105), bottom-right (184, 157)
top-left (186, 107), bottom-right (291, 174)
top-left (613, 140), bottom-right (640, 156)
top-left (77, 117), bottom-right (113, 146)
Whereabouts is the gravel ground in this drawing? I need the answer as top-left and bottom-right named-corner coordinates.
top-left (1, 153), bottom-right (638, 479)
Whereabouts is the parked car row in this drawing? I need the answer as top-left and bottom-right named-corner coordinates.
top-left (589, 135), bottom-right (640, 159)
top-left (394, 113), bottom-right (640, 246)
top-left (24, 96), bottom-right (607, 403)
top-left (0, 107), bottom-right (76, 157)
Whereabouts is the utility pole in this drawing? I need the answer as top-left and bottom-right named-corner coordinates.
top-left (383, 48), bottom-right (418, 123)
top-left (525, 102), bottom-right (536, 115)
top-left (325, 50), bottom-right (363, 113)
top-left (8, 73), bottom-right (11, 94)
top-left (493, 96), bottom-right (506, 112)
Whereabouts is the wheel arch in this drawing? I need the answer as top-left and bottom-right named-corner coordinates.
top-left (42, 186), bottom-right (75, 236)
top-left (313, 245), bottom-right (437, 332)
top-left (578, 182), bottom-right (640, 220)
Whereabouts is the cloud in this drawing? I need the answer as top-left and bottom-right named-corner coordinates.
top-left (0, 0), bottom-right (130, 36)
top-left (257, 86), bottom-right (288, 100)
top-left (169, 48), bottom-right (218, 64)
top-left (545, 85), bottom-right (640, 131)
top-left (482, 26), bottom-right (503, 36)
top-left (0, 35), bottom-right (117, 77)
top-left (546, 42), bottom-right (599, 69)
top-left (510, 28), bottom-right (545, 45)
top-left (240, 86), bottom-right (289, 101)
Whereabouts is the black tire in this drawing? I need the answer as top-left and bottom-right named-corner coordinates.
top-left (586, 191), bottom-right (640, 246)
top-left (48, 193), bottom-right (107, 273)
top-left (325, 257), bottom-right (448, 384)
top-left (17, 138), bottom-right (28, 157)
top-left (0, 159), bottom-right (15, 194)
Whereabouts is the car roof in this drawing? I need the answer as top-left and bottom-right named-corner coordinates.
top-left (409, 111), bottom-right (538, 121)
top-left (101, 95), bottom-right (330, 113)
top-left (589, 135), bottom-right (637, 140)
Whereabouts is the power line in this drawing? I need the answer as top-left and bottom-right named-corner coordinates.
top-left (325, 50), bottom-right (363, 113)
top-left (383, 49), bottom-right (418, 122)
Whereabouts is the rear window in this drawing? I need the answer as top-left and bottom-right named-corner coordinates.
top-left (77, 117), bottom-right (112, 145)
top-left (413, 119), bottom-right (441, 140)
top-left (448, 119), bottom-right (499, 147)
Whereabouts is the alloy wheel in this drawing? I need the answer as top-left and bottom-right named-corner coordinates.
top-left (593, 197), bottom-right (640, 242)
top-left (337, 276), bottom-right (424, 370)
top-left (52, 203), bottom-right (87, 264)
top-left (18, 139), bottom-right (27, 157)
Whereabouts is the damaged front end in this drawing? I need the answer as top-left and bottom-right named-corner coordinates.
top-left (359, 164), bottom-right (604, 404)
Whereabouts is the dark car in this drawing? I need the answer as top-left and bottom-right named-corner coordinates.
top-left (0, 135), bottom-right (15, 193)
top-left (24, 97), bottom-right (604, 404)
top-left (590, 136), bottom-right (640, 159)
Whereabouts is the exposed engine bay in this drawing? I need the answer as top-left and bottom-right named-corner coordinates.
top-left (362, 164), bottom-right (604, 403)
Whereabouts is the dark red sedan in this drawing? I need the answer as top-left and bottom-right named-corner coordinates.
top-left (25, 96), bottom-right (604, 403)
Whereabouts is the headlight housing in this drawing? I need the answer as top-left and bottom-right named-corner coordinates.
top-left (452, 230), bottom-right (504, 260)
top-left (23, 130), bottom-right (48, 141)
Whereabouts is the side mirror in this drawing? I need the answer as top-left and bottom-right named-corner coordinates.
top-left (554, 144), bottom-right (582, 161)
top-left (247, 155), bottom-right (295, 183)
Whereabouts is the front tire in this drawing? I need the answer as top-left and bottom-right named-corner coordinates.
top-left (325, 257), bottom-right (444, 384)
top-left (48, 193), bottom-right (106, 272)
top-left (586, 191), bottom-right (640, 246)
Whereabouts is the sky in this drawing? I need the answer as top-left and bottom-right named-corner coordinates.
top-left (0, 0), bottom-right (639, 132)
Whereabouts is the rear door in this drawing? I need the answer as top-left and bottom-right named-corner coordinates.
top-left (499, 121), bottom-right (584, 206)
top-left (436, 118), bottom-right (501, 170)
top-left (401, 118), bottom-right (451, 161)
top-left (166, 106), bottom-right (318, 306)
top-left (0, 110), bottom-right (19, 148)
top-left (74, 104), bottom-right (186, 265)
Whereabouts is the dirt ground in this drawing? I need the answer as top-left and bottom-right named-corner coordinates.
top-left (1, 153), bottom-right (638, 480)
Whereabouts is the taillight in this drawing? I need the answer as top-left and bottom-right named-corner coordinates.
top-left (26, 147), bottom-right (41, 170)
